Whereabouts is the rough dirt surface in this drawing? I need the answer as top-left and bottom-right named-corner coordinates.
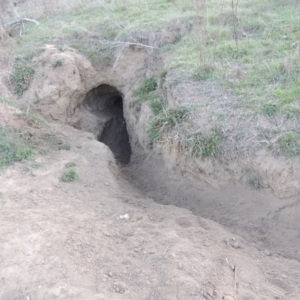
top-left (124, 152), bottom-right (300, 261)
top-left (1, 122), bottom-right (300, 300)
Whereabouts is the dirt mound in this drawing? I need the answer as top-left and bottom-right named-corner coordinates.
top-left (18, 45), bottom-right (99, 122)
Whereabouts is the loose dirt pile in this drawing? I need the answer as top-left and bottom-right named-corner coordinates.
top-left (1, 123), bottom-right (300, 300)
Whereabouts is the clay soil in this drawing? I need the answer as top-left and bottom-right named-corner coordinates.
top-left (1, 120), bottom-right (300, 300)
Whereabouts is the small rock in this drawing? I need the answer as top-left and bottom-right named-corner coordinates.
top-left (5, 170), bottom-right (12, 178)
top-left (120, 214), bottom-right (129, 220)
top-left (204, 240), bottom-right (210, 247)
top-left (104, 182), bottom-right (110, 186)
top-left (207, 288), bottom-right (214, 296)
top-left (223, 296), bottom-right (235, 300)
top-left (232, 242), bottom-right (240, 249)
top-left (264, 249), bottom-right (271, 256)
top-left (113, 284), bottom-right (125, 294)
top-left (108, 272), bottom-right (113, 277)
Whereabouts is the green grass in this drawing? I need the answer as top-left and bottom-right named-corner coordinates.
top-left (9, 0), bottom-right (300, 107)
top-left (261, 103), bottom-right (279, 118)
top-left (147, 106), bottom-right (189, 144)
top-left (61, 161), bottom-right (78, 182)
top-left (53, 59), bottom-right (63, 67)
top-left (162, 1), bottom-right (300, 119)
top-left (133, 78), bottom-right (158, 96)
top-left (273, 132), bottom-right (300, 158)
top-left (185, 127), bottom-right (225, 159)
top-left (5, 0), bottom-right (300, 159)
top-left (147, 108), bottom-right (225, 159)
top-left (12, 57), bottom-right (35, 95)
top-left (9, 0), bottom-right (194, 65)
top-left (0, 98), bottom-right (14, 106)
top-left (149, 98), bottom-right (164, 115)
top-left (60, 169), bottom-right (78, 182)
top-left (131, 78), bottom-right (159, 108)
top-left (0, 127), bottom-right (34, 168)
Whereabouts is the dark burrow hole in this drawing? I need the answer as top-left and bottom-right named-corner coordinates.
top-left (82, 84), bottom-right (131, 165)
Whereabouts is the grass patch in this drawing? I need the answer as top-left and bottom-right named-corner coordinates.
top-left (131, 78), bottom-right (159, 108)
top-left (17, 113), bottom-right (48, 126)
top-left (5, 0), bottom-right (300, 161)
top-left (130, 92), bottom-right (160, 109)
top-left (149, 98), bottom-right (164, 115)
top-left (0, 127), bottom-right (34, 168)
top-left (60, 169), bottom-right (78, 182)
top-left (244, 169), bottom-right (263, 190)
top-left (148, 106), bottom-right (189, 144)
top-left (273, 132), bottom-right (300, 158)
top-left (261, 103), bottom-right (279, 118)
top-left (133, 78), bottom-right (158, 97)
top-left (61, 161), bottom-right (78, 182)
top-left (0, 98), bottom-right (14, 106)
top-left (193, 65), bottom-right (215, 81)
top-left (9, 0), bottom-right (298, 117)
top-left (12, 57), bottom-right (35, 96)
top-left (186, 127), bottom-right (225, 159)
top-left (53, 59), bottom-right (63, 67)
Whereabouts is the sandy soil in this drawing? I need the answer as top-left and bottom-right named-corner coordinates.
top-left (1, 124), bottom-right (300, 300)
top-left (123, 152), bottom-right (300, 261)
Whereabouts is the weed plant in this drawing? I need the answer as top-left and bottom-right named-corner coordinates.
top-left (0, 127), bottom-right (34, 167)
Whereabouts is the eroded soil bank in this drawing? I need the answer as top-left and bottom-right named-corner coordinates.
top-left (122, 151), bottom-right (300, 262)
top-left (15, 44), bottom-right (300, 263)
top-left (58, 76), bottom-right (300, 262)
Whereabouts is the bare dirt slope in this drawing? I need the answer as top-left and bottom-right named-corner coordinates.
top-left (1, 123), bottom-right (300, 300)
top-left (123, 152), bottom-right (300, 261)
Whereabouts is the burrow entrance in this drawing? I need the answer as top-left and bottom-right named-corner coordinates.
top-left (79, 84), bottom-right (131, 165)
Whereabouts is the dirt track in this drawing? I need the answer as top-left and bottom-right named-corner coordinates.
top-left (1, 124), bottom-right (300, 300)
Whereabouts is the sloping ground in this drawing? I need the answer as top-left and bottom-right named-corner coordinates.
top-left (1, 122), bottom-right (300, 300)
top-left (1, 1), bottom-right (300, 299)
top-left (7, 44), bottom-right (300, 264)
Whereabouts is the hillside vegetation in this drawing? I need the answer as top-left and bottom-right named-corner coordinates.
top-left (1, 0), bottom-right (300, 164)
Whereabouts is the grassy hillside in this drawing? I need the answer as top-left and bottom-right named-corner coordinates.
top-left (2, 0), bottom-right (300, 160)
